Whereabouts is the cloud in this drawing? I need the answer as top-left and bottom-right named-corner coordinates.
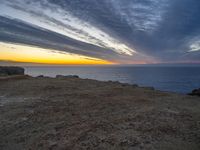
top-left (1, 0), bottom-right (135, 55)
top-left (0, 0), bottom-right (200, 63)
top-left (189, 39), bottom-right (200, 52)
top-left (0, 16), bottom-right (120, 61)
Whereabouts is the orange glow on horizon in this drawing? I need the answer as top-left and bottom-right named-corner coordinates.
top-left (0, 42), bottom-right (113, 65)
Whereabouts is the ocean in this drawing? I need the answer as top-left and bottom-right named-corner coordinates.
top-left (25, 66), bottom-right (200, 94)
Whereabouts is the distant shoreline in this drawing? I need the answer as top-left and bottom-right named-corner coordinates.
top-left (1, 66), bottom-right (200, 94)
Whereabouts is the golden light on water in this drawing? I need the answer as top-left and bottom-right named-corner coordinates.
top-left (0, 42), bottom-right (112, 65)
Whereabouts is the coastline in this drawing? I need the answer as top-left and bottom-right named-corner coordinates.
top-left (0, 75), bottom-right (200, 149)
top-left (23, 65), bottom-right (200, 94)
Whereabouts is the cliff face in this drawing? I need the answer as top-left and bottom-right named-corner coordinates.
top-left (0, 66), bottom-right (24, 76)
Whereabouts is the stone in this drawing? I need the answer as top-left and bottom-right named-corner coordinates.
top-left (56, 75), bottom-right (79, 79)
top-left (0, 66), bottom-right (25, 76)
top-left (188, 88), bottom-right (200, 97)
top-left (37, 75), bottom-right (44, 78)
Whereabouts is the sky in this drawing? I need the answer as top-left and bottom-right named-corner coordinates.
top-left (0, 0), bottom-right (200, 65)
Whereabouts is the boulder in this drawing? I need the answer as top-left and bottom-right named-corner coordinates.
top-left (37, 75), bottom-right (45, 78)
top-left (56, 75), bottom-right (65, 79)
top-left (145, 87), bottom-right (155, 91)
top-left (68, 75), bottom-right (79, 78)
top-left (56, 75), bottom-right (79, 79)
top-left (132, 84), bottom-right (139, 88)
top-left (188, 88), bottom-right (200, 97)
top-left (0, 66), bottom-right (25, 76)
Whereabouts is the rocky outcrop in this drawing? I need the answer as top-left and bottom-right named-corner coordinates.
top-left (188, 88), bottom-right (200, 97)
top-left (56, 75), bottom-right (79, 79)
top-left (0, 66), bottom-right (25, 76)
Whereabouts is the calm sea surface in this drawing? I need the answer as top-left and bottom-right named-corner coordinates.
top-left (25, 66), bottom-right (200, 94)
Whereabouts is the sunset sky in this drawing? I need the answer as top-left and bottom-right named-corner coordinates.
top-left (0, 0), bottom-right (200, 65)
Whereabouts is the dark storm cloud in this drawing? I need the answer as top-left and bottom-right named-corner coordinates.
top-left (154, 1), bottom-right (200, 54)
top-left (0, 0), bottom-right (200, 63)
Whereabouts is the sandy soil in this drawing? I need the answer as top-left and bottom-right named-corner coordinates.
top-left (0, 75), bottom-right (200, 150)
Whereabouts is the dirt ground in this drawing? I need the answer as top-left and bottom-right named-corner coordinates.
top-left (0, 75), bottom-right (200, 150)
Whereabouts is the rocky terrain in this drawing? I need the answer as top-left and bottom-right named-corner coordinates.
top-left (0, 74), bottom-right (200, 150)
top-left (0, 66), bottom-right (24, 76)
top-left (189, 88), bottom-right (200, 97)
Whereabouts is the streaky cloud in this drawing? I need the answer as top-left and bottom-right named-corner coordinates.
top-left (0, 0), bottom-right (200, 63)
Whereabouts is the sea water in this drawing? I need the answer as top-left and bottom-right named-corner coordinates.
top-left (25, 65), bottom-right (200, 94)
